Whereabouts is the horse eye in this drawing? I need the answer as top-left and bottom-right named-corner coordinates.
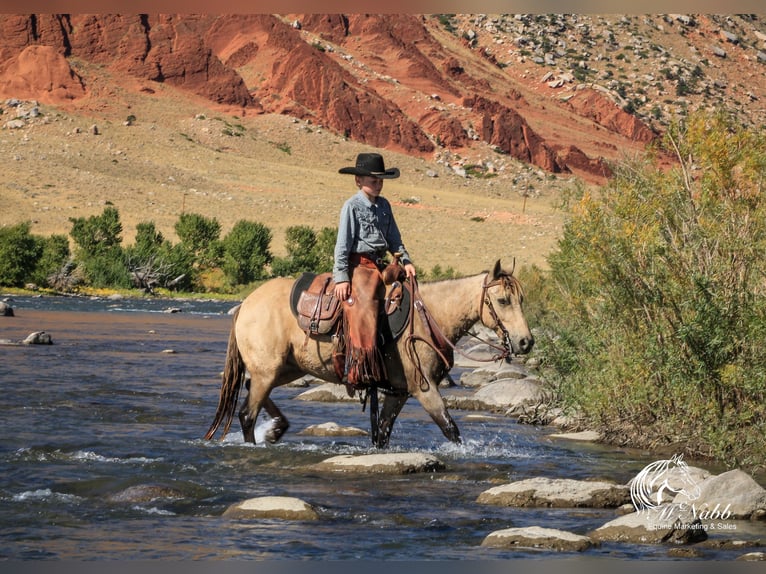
top-left (496, 297), bottom-right (509, 305)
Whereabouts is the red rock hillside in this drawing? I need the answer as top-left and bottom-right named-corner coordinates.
top-left (0, 13), bottom-right (689, 183)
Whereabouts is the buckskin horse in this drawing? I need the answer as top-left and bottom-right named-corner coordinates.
top-left (204, 259), bottom-right (534, 448)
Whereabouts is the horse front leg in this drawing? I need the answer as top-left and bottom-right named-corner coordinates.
top-left (411, 383), bottom-right (461, 444)
top-left (376, 392), bottom-right (409, 448)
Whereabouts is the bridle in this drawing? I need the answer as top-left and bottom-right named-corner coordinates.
top-left (476, 273), bottom-right (513, 361)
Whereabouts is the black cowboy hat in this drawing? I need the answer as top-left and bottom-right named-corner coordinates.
top-left (338, 152), bottom-right (400, 179)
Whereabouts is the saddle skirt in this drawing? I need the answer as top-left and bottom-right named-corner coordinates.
top-left (289, 272), bottom-right (410, 343)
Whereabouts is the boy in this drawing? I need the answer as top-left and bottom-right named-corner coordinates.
top-left (333, 153), bottom-right (416, 386)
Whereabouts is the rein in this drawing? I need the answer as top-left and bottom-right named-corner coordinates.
top-left (404, 274), bottom-right (512, 392)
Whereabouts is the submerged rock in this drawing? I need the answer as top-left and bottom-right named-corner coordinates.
top-left (223, 496), bottom-right (319, 520)
top-left (477, 477), bottom-right (630, 508)
top-left (590, 504), bottom-right (708, 544)
top-left (481, 525), bottom-right (593, 552)
top-left (298, 421), bottom-right (367, 437)
top-left (295, 383), bottom-right (356, 402)
top-left (313, 452), bottom-right (445, 474)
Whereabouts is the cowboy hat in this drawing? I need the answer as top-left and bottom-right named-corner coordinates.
top-left (338, 153), bottom-right (400, 179)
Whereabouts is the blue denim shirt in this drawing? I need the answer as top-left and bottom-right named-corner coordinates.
top-left (333, 190), bottom-right (412, 283)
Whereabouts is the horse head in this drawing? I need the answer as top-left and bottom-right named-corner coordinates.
top-left (480, 259), bottom-right (535, 358)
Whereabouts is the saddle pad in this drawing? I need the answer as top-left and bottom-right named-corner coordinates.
top-left (381, 281), bottom-right (411, 343)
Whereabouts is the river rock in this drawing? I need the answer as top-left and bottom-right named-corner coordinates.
top-left (222, 496), bottom-right (319, 520)
top-left (295, 383), bottom-right (356, 402)
top-left (313, 452), bottom-right (445, 474)
top-left (477, 477), bottom-right (630, 508)
top-left (737, 552), bottom-right (766, 561)
top-left (675, 469), bottom-right (766, 519)
top-left (590, 504), bottom-right (708, 544)
top-left (21, 331), bottom-right (52, 344)
top-left (481, 525), bottom-right (593, 552)
top-left (0, 301), bottom-right (14, 316)
top-left (298, 422), bottom-right (367, 437)
top-left (107, 484), bottom-right (184, 503)
top-left (459, 362), bottom-right (527, 387)
top-left (548, 430), bottom-right (601, 442)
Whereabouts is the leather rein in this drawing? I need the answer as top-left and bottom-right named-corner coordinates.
top-left (404, 273), bottom-right (513, 391)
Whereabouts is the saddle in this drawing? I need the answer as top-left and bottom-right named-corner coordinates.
top-left (289, 271), bottom-right (410, 342)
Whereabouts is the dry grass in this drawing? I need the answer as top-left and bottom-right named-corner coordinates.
top-left (1, 69), bottom-right (574, 277)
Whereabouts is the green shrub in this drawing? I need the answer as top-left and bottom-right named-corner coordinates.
top-left (540, 110), bottom-right (766, 470)
top-left (174, 212), bottom-right (222, 270)
top-left (68, 206), bottom-right (129, 288)
top-left (0, 222), bottom-right (41, 286)
top-left (271, 225), bottom-right (336, 277)
top-left (221, 220), bottom-right (273, 285)
top-left (32, 234), bottom-right (70, 287)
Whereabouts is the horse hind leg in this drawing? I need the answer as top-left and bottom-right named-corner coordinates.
top-left (262, 397), bottom-right (290, 444)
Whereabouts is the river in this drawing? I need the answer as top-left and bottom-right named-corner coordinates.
top-left (0, 293), bottom-right (763, 561)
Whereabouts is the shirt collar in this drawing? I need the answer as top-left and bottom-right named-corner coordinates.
top-left (356, 189), bottom-right (377, 207)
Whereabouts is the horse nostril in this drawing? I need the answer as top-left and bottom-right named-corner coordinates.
top-left (520, 336), bottom-right (535, 353)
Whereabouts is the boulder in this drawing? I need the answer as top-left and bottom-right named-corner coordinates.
top-left (676, 469), bottom-right (766, 520)
top-left (295, 383), bottom-right (356, 402)
top-left (477, 477), bottom-right (630, 508)
top-left (475, 378), bottom-right (547, 413)
top-left (22, 331), bottom-right (52, 344)
top-left (313, 452), bottom-right (445, 474)
top-left (223, 496), bottom-right (319, 520)
top-left (548, 430), bottom-right (601, 442)
top-left (0, 301), bottom-right (13, 316)
top-left (590, 504), bottom-right (708, 545)
top-left (298, 422), bottom-right (367, 437)
top-left (481, 526), bottom-right (593, 552)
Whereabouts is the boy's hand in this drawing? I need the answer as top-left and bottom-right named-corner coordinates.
top-left (334, 281), bottom-right (351, 301)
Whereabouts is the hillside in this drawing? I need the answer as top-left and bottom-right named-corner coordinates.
top-left (2, 14), bottom-right (765, 275)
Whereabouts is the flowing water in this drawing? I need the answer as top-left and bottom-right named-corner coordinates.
top-left (0, 294), bottom-right (763, 561)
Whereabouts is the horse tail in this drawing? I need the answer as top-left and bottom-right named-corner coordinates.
top-left (203, 306), bottom-right (246, 440)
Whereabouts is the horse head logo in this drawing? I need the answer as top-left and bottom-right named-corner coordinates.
top-left (630, 454), bottom-right (702, 512)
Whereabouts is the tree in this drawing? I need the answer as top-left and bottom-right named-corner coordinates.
top-left (221, 220), bottom-right (273, 285)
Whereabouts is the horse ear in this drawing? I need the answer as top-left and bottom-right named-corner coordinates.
top-left (491, 259), bottom-right (502, 280)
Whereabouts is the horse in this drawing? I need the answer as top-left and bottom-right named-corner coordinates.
top-left (629, 454), bottom-right (702, 512)
top-left (204, 259), bottom-right (534, 448)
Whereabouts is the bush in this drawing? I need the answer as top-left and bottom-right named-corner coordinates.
top-left (221, 220), bottom-right (273, 285)
top-left (125, 222), bottom-right (193, 291)
top-left (174, 212), bottom-right (222, 270)
top-left (540, 110), bottom-right (766, 470)
top-left (32, 234), bottom-right (70, 287)
top-left (0, 222), bottom-right (41, 286)
top-left (271, 225), bottom-right (336, 276)
top-left (69, 206), bottom-right (130, 288)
